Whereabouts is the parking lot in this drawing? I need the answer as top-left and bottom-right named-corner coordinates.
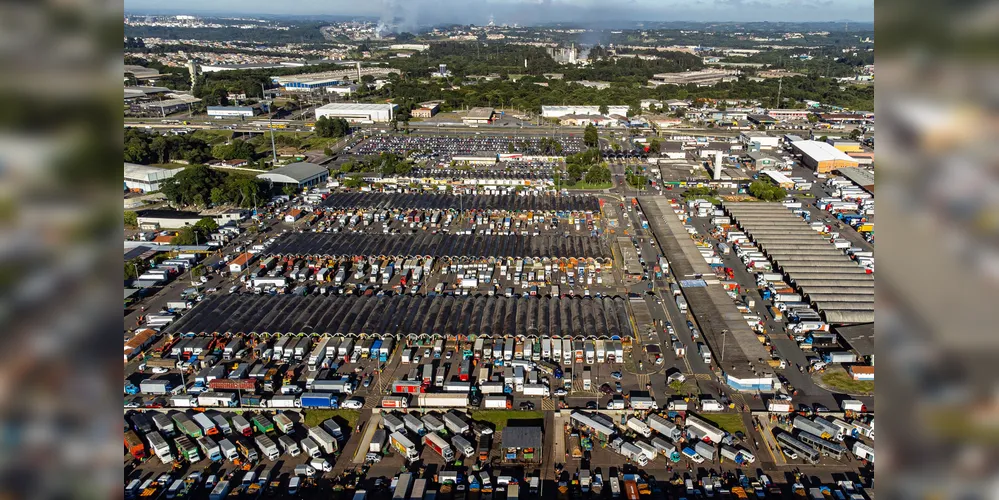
top-left (346, 134), bottom-right (586, 164)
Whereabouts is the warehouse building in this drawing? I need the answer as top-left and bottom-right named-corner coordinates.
top-left (541, 105), bottom-right (629, 118)
top-left (163, 294), bottom-right (635, 340)
top-left (412, 101), bottom-right (442, 118)
top-left (207, 106), bottom-right (259, 118)
top-left (315, 103), bottom-right (397, 123)
top-left (124, 163), bottom-right (186, 193)
top-left (462, 107), bottom-right (495, 125)
top-left (760, 170), bottom-right (795, 190)
top-left (133, 96), bottom-right (202, 116)
top-left (256, 162), bottom-right (329, 190)
top-left (502, 426), bottom-right (542, 463)
top-left (791, 140), bottom-right (860, 173)
top-left (722, 202), bottom-right (874, 324)
top-left (135, 209), bottom-right (204, 230)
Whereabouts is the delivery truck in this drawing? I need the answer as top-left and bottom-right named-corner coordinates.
top-left (424, 432), bottom-right (456, 461)
top-left (390, 432), bottom-right (419, 461)
top-left (254, 434), bottom-right (280, 461)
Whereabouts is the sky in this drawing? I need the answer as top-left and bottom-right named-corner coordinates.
top-left (123, 0), bottom-right (874, 24)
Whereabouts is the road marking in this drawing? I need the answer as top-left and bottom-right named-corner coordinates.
top-left (693, 373), bottom-right (712, 381)
top-left (541, 398), bottom-right (556, 411)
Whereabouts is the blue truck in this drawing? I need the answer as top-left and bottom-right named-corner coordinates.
top-left (370, 340), bottom-right (382, 359)
top-left (300, 392), bottom-right (337, 409)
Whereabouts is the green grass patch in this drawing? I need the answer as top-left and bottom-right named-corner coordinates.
top-left (822, 371), bottom-right (874, 394)
top-left (700, 413), bottom-right (747, 436)
top-left (303, 409), bottom-right (360, 430)
top-left (468, 410), bottom-right (544, 431)
top-left (565, 182), bottom-right (613, 190)
top-left (191, 129), bottom-right (234, 144)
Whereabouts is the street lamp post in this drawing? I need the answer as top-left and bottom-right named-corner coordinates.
top-left (721, 329), bottom-right (728, 362)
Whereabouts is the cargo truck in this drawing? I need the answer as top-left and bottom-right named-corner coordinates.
top-left (192, 413), bottom-right (219, 436)
top-left (381, 396), bottom-right (409, 409)
top-left (300, 437), bottom-right (321, 458)
top-left (251, 415), bottom-right (275, 434)
top-left (273, 413), bottom-right (294, 434)
top-left (197, 435), bottom-right (222, 462)
top-left (278, 435), bottom-right (300, 457)
top-left (175, 436), bottom-right (201, 462)
top-left (393, 473), bottom-right (413, 500)
top-left (648, 415), bottom-right (682, 442)
top-left (151, 413), bottom-right (175, 438)
top-left (452, 434), bottom-right (474, 457)
top-left (254, 435), bottom-right (280, 461)
top-left (308, 426), bottom-right (337, 454)
top-left (218, 438), bottom-right (238, 461)
top-left (390, 432), bottom-right (419, 461)
top-left (442, 411), bottom-right (470, 434)
top-left (417, 393), bottom-right (469, 408)
top-left (171, 413), bottom-right (202, 438)
top-left (522, 384), bottom-right (550, 397)
top-left (626, 418), bottom-right (652, 438)
top-left (231, 415), bottom-right (252, 437)
top-left (424, 432), bottom-right (456, 461)
top-left (483, 395), bottom-right (511, 409)
top-left (236, 438), bottom-right (258, 462)
top-left (125, 430), bottom-right (146, 460)
top-left (403, 414), bottom-right (426, 436)
top-left (208, 480), bottom-right (231, 500)
top-left (147, 431), bottom-right (173, 463)
top-left (477, 434), bottom-right (491, 461)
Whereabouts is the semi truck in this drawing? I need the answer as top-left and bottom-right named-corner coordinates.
top-left (417, 393), bottom-right (469, 408)
top-left (390, 432), bottom-right (419, 461)
top-left (424, 432), bottom-right (456, 461)
top-left (381, 396), bottom-right (409, 409)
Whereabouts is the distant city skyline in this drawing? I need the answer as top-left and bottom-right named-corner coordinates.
top-left (123, 0), bottom-right (874, 24)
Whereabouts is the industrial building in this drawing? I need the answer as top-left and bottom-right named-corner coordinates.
top-left (835, 167), bottom-right (875, 193)
top-left (124, 163), bottom-right (186, 193)
top-left (325, 85), bottom-right (358, 96)
top-left (132, 96), bottom-right (202, 116)
top-left (722, 202), bottom-right (874, 324)
top-left (541, 105), bottom-right (629, 118)
top-left (742, 151), bottom-right (781, 170)
top-left (163, 294), bottom-right (634, 339)
top-left (501, 426), bottom-right (542, 462)
top-left (315, 103), bottom-right (397, 123)
top-left (135, 209), bottom-right (204, 230)
top-left (639, 197), bottom-right (777, 391)
top-left (206, 106), bottom-right (258, 118)
top-left (649, 69), bottom-right (738, 87)
top-left (462, 107), bottom-right (495, 125)
top-left (256, 162), bottom-right (329, 190)
top-left (412, 101), bottom-right (442, 118)
top-left (791, 140), bottom-right (861, 173)
top-left (765, 109), bottom-right (813, 121)
top-left (740, 133), bottom-right (780, 150)
top-left (760, 170), bottom-right (795, 189)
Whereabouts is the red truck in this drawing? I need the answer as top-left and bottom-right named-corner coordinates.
top-left (209, 378), bottom-right (258, 391)
top-left (125, 430), bottom-right (145, 460)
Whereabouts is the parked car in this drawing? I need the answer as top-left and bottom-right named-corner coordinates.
top-left (342, 399), bottom-right (363, 410)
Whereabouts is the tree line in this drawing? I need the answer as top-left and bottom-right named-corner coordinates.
top-left (159, 165), bottom-right (269, 209)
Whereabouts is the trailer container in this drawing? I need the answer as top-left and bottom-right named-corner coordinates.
top-left (147, 430), bottom-right (173, 463)
top-left (417, 393), bottom-right (469, 408)
top-left (648, 415), bottom-right (682, 442)
top-left (175, 435), bottom-right (201, 462)
top-left (626, 418), bottom-right (652, 438)
top-left (308, 426), bottom-right (337, 455)
top-left (171, 413), bottom-right (202, 439)
top-left (382, 414), bottom-right (406, 434)
top-left (424, 432), bottom-right (456, 461)
top-left (443, 411), bottom-right (470, 435)
top-left (197, 435), bottom-right (222, 462)
top-left (254, 434), bottom-right (280, 461)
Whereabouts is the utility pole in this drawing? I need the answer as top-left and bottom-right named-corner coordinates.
top-left (776, 77), bottom-right (783, 110)
top-left (262, 83), bottom-right (277, 164)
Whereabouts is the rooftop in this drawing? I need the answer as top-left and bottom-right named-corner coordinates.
top-left (836, 167), bottom-right (875, 188)
top-left (792, 140), bottom-right (858, 163)
top-left (466, 107), bottom-right (496, 120)
top-left (136, 209), bottom-right (201, 219)
top-left (316, 103), bottom-right (397, 112)
top-left (259, 162), bottom-right (328, 182)
top-left (502, 426), bottom-right (543, 450)
top-left (835, 323), bottom-right (873, 356)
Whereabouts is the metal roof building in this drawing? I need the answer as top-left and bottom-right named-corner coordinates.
top-left (124, 163), bottom-right (186, 193)
top-left (722, 202), bottom-right (874, 324)
top-left (320, 193), bottom-right (599, 212)
top-left (315, 103), bottom-right (397, 123)
top-left (162, 294), bottom-right (634, 340)
top-left (639, 196), bottom-right (776, 392)
top-left (257, 163), bottom-right (329, 189)
top-left (265, 233), bottom-right (610, 261)
top-left (790, 140), bottom-right (860, 173)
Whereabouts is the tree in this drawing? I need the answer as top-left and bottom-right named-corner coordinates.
top-left (598, 104), bottom-right (609, 115)
top-left (194, 217), bottom-right (218, 233)
top-left (748, 180), bottom-right (787, 201)
top-left (124, 211), bottom-right (138, 227)
top-left (647, 138), bottom-right (661, 155)
top-left (282, 185), bottom-right (299, 196)
top-left (584, 164), bottom-right (611, 185)
top-left (849, 128), bottom-right (863, 141)
top-left (818, 135), bottom-right (829, 142)
top-left (210, 187), bottom-right (226, 206)
top-left (583, 124), bottom-right (599, 148)
top-left (124, 257), bottom-right (148, 281)
top-left (807, 114), bottom-right (819, 123)
top-left (211, 140), bottom-right (256, 160)
top-left (323, 147), bottom-right (334, 156)
top-left (314, 116), bottom-right (351, 138)
top-left (170, 226), bottom-right (202, 245)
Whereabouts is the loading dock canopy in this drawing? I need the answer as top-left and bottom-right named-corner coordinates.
top-left (321, 193), bottom-right (599, 212)
top-left (266, 233), bottom-right (609, 260)
top-left (163, 294), bottom-right (634, 339)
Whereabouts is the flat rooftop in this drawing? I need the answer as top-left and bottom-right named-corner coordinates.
top-left (265, 233), bottom-right (610, 260)
top-left (639, 196), bottom-right (773, 380)
top-left (321, 193), bottom-right (599, 212)
top-left (164, 294), bottom-right (634, 339)
top-left (617, 237), bottom-right (643, 275)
